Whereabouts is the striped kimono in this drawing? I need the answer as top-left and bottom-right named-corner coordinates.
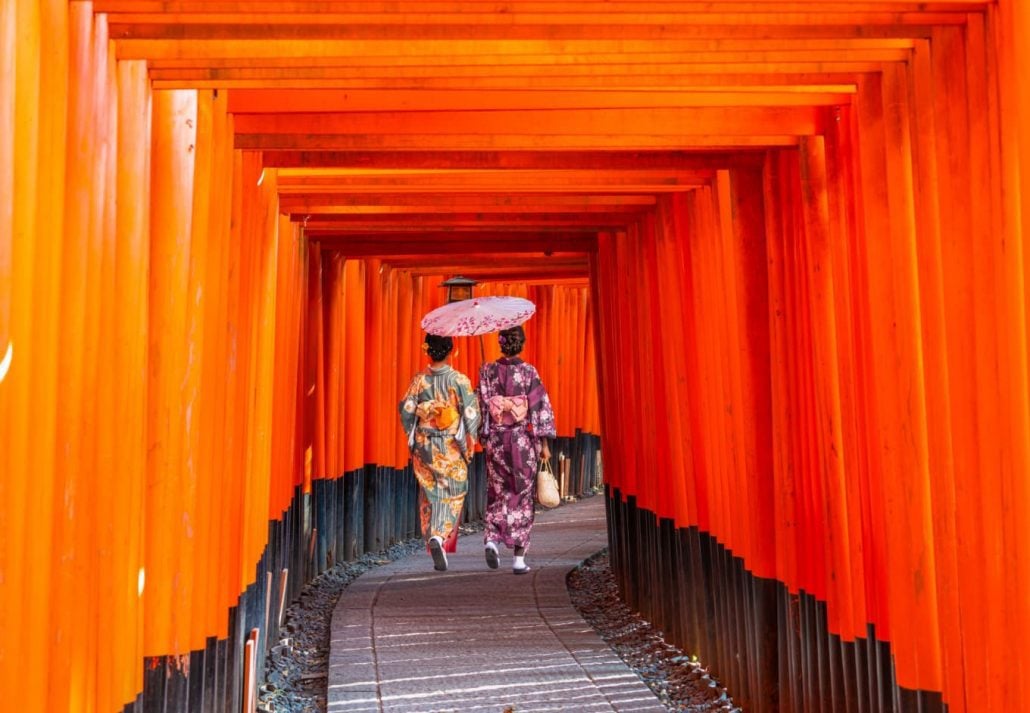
top-left (399, 364), bottom-right (481, 553)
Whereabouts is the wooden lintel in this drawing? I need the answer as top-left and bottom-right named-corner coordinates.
top-left (94, 1), bottom-right (989, 14)
top-left (149, 69), bottom-right (884, 90)
top-left (285, 205), bottom-right (652, 216)
top-left (280, 193), bottom-right (656, 208)
top-left (115, 36), bottom-right (918, 61)
top-left (218, 88), bottom-right (855, 114)
top-left (229, 107), bottom-right (823, 150)
top-left (273, 169), bottom-right (713, 193)
top-left (237, 133), bottom-right (801, 150)
top-left (308, 231), bottom-right (599, 255)
top-left (147, 53), bottom-right (893, 70)
top-left (260, 149), bottom-right (760, 170)
top-left (109, 21), bottom-right (940, 42)
top-left (298, 212), bottom-right (643, 230)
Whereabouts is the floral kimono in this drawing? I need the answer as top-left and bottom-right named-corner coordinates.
top-left (399, 365), bottom-right (481, 553)
top-left (478, 357), bottom-right (556, 549)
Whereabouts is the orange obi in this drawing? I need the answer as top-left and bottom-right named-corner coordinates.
top-left (486, 395), bottom-right (529, 426)
top-left (416, 399), bottom-right (460, 430)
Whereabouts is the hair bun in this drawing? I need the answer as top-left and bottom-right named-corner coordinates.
top-left (498, 325), bottom-right (526, 356)
top-left (425, 333), bottom-right (454, 361)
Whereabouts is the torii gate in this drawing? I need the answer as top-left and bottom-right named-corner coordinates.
top-left (1, 2), bottom-right (1029, 711)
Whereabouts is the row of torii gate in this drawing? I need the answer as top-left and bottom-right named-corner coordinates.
top-left (2, 2), bottom-right (1029, 712)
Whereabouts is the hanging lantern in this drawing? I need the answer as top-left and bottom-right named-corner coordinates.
top-left (440, 275), bottom-right (477, 303)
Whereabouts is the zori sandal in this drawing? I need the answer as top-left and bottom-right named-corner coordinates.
top-left (485, 544), bottom-right (500, 570)
top-left (429, 537), bottom-right (448, 571)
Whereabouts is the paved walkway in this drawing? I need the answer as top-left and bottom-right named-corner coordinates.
top-left (327, 495), bottom-right (666, 712)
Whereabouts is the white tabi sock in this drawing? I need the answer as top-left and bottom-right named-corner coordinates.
top-left (513, 555), bottom-right (526, 569)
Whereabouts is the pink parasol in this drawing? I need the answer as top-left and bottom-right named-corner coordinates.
top-left (421, 295), bottom-right (536, 336)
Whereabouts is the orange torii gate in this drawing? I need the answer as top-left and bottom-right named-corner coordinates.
top-left (2, 2), bottom-right (1029, 712)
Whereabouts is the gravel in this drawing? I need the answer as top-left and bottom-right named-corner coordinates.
top-left (257, 523), bottom-right (483, 713)
top-left (258, 541), bottom-right (422, 713)
top-left (260, 522), bottom-right (738, 713)
top-left (567, 549), bottom-right (740, 713)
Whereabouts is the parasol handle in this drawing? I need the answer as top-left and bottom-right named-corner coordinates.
top-left (478, 334), bottom-right (486, 363)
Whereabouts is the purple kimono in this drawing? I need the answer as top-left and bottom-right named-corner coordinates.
top-left (478, 357), bottom-right (556, 549)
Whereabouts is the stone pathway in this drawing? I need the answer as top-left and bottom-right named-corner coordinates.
top-left (327, 496), bottom-right (666, 712)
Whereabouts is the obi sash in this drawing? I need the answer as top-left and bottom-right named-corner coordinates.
top-left (417, 399), bottom-right (459, 429)
top-left (408, 398), bottom-right (466, 450)
top-left (486, 394), bottom-right (529, 427)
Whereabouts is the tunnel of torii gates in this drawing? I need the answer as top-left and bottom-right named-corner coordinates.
top-left (2, 2), bottom-right (1030, 712)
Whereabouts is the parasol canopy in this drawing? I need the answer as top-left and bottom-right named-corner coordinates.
top-left (420, 295), bottom-right (536, 337)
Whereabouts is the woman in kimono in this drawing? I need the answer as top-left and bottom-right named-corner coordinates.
top-left (399, 333), bottom-right (481, 572)
top-left (478, 325), bottom-right (556, 574)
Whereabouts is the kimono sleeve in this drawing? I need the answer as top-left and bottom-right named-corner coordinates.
top-left (454, 372), bottom-right (481, 457)
top-left (398, 373), bottom-right (422, 438)
top-left (476, 362), bottom-right (494, 441)
top-left (527, 365), bottom-right (557, 439)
